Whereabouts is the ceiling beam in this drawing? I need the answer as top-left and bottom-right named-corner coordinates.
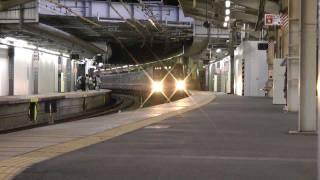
top-left (0, 0), bottom-right (34, 11)
top-left (231, 0), bottom-right (279, 14)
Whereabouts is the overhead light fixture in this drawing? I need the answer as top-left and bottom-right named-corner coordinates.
top-left (223, 22), bottom-right (228, 27)
top-left (216, 48), bottom-right (222, 53)
top-left (225, 9), bottom-right (230, 15)
top-left (225, 0), bottom-right (231, 8)
top-left (225, 16), bottom-right (230, 22)
top-left (97, 16), bottom-right (125, 23)
top-left (0, 44), bottom-right (8, 49)
top-left (148, 19), bottom-right (156, 28)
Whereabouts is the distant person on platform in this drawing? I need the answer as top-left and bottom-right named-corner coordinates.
top-left (77, 76), bottom-right (82, 90)
top-left (95, 75), bottom-right (101, 90)
top-left (81, 75), bottom-right (86, 91)
top-left (85, 74), bottom-right (89, 91)
top-left (89, 76), bottom-right (94, 90)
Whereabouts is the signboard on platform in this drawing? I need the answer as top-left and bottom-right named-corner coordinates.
top-left (264, 14), bottom-right (281, 26)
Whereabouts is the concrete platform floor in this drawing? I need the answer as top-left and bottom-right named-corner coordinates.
top-left (13, 95), bottom-right (317, 180)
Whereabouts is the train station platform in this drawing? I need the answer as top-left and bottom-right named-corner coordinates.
top-left (0, 92), bottom-right (316, 180)
top-left (0, 90), bottom-right (111, 131)
top-left (0, 91), bottom-right (215, 179)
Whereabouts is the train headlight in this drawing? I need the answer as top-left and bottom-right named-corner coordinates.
top-left (152, 81), bottom-right (163, 93)
top-left (176, 80), bottom-right (186, 91)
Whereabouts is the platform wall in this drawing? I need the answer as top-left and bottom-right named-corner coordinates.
top-left (0, 45), bottom-right (77, 96)
top-left (14, 47), bottom-right (33, 95)
top-left (0, 91), bottom-right (111, 131)
top-left (38, 52), bottom-right (59, 94)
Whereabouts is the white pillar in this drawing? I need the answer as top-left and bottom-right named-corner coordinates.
top-left (287, 0), bottom-right (300, 112)
top-left (298, 0), bottom-right (317, 132)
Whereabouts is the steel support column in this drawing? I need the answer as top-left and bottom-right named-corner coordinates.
top-left (229, 28), bottom-right (235, 94)
top-left (176, 7), bottom-right (180, 22)
top-left (66, 58), bottom-right (72, 92)
top-left (8, 47), bottom-right (14, 96)
top-left (32, 50), bottom-right (39, 94)
top-left (88, 1), bottom-right (92, 17)
top-left (298, 0), bottom-right (317, 132)
top-left (82, 1), bottom-right (86, 17)
top-left (107, 1), bottom-right (111, 18)
top-left (58, 55), bottom-right (63, 93)
top-left (130, 4), bottom-right (134, 19)
top-left (317, 0), bottom-right (320, 172)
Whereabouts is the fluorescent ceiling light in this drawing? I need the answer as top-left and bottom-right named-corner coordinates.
top-left (38, 47), bottom-right (61, 55)
top-left (0, 44), bottom-right (8, 49)
top-left (225, 16), bottom-right (230, 22)
top-left (223, 22), bottom-right (228, 27)
top-left (148, 19), bottom-right (156, 27)
top-left (225, 9), bottom-right (230, 15)
top-left (225, 0), bottom-right (231, 8)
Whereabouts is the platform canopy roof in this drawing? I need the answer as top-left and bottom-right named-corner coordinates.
top-left (179, 0), bottom-right (280, 29)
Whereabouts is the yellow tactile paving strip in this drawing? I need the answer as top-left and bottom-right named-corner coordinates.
top-left (0, 93), bottom-right (215, 180)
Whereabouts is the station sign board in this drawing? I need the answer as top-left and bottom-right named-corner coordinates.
top-left (265, 14), bottom-right (281, 26)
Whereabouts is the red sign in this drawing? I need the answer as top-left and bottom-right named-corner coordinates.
top-left (265, 14), bottom-right (281, 26)
top-left (266, 15), bottom-right (273, 25)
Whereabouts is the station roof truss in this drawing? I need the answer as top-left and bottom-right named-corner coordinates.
top-left (0, 0), bottom-right (194, 60)
top-left (179, 0), bottom-right (280, 28)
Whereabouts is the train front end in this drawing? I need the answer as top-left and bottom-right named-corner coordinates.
top-left (151, 64), bottom-right (188, 100)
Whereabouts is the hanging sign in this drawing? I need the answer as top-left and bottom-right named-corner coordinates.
top-left (265, 14), bottom-right (281, 26)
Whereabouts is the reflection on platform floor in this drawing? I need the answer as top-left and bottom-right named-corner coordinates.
top-left (14, 95), bottom-right (316, 180)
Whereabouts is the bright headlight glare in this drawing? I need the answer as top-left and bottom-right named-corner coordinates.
top-left (176, 80), bottom-right (186, 91)
top-left (152, 81), bottom-right (163, 93)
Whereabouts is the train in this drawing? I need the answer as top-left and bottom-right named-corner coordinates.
top-left (99, 63), bottom-right (188, 104)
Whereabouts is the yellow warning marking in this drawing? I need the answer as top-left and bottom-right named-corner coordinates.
top-left (30, 98), bottom-right (38, 103)
top-left (0, 94), bottom-right (215, 180)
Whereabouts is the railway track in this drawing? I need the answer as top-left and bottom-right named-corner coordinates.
top-left (86, 93), bottom-right (140, 118)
